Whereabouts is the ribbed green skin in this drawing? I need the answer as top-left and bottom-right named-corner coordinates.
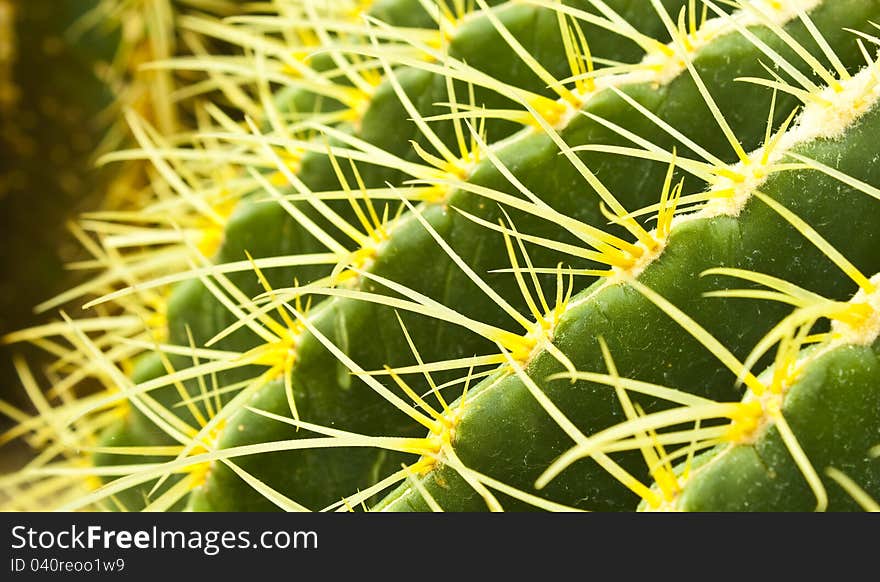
top-left (184, 0), bottom-right (710, 510)
top-left (115, 0), bottom-right (701, 511)
top-left (376, 87), bottom-right (880, 511)
top-left (166, 0), bottom-right (689, 361)
top-left (189, 1), bottom-right (880, 511)
top-left (75, 0), bottom-right (880, 513)
top-left (661, 340), bottom-right (880, 512)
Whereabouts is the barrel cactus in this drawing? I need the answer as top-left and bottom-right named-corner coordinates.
top-left (1, 0), bottom-right (878, 512)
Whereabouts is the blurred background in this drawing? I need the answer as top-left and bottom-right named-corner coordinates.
top-left (0, 0), bottom-right (113, 470)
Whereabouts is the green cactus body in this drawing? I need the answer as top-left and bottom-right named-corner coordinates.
top-left (173, 0), bottom-right (880, 512)
top-left (669, 341), bottom-right (880, 512)
top-left (372, 44), bottom-right (880, 510)
top-left (104, 0), bottom-right (709, 510)
top-left (626, 272), bottom-right (880, 512)
top-left (5, 0), bottom-right (880, 514)
top-left (158, 0), bottom-right (692, 353)
top-left (77, 0), bottom-right (868, 512)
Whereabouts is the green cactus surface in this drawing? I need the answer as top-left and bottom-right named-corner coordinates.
top-left (2, 0), bottom-right (879, 514)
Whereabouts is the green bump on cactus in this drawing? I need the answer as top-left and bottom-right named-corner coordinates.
top-left (670, 340), bottom-right (880, 512)
top-left (628, 268), bottom-right (880, 512)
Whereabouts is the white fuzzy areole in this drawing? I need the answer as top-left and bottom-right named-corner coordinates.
top-left (495, 0), bottom-right (824, 135)
top-left (608, 238), bottom-right (668, 284)
top-left (675, 57), bottom-right (880, 224)
top-left (637, 0), bottom-right (824, 86)
top-left (832, 274), bottom-right (880, 346)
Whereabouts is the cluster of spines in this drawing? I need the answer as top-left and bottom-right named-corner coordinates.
top-left (1, 0), bottom-right (879, 512)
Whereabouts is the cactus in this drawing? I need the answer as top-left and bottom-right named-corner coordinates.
top-left (2, 0), bottom-right (879, 513)
top-left (624, 267), bottom-right (880, 512)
